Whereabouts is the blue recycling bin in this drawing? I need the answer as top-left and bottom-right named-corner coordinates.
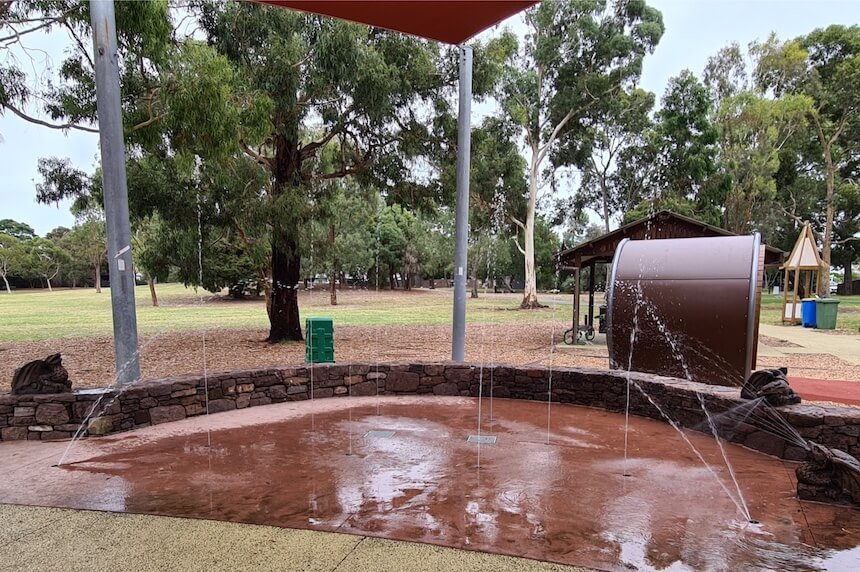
top-left (801, 298), bottom-right (817, 328)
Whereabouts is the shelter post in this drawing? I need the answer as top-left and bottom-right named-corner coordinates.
top-left (572, 254), bottom-right (581, 344)
top-left (587, 261), bottom-right (595, 330)
top-left (90, 0), bottom-right (140, 384)
top-left (451, 45), bottom-right (472, 362)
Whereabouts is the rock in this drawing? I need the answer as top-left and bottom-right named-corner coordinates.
top-left (287, 385), bottom-right (307, 395)
top-left (27, 425), bottom-right (53, 432)
top-left (149, 405), bottom-right (186, 425)
top-left (14, 406), bottom-right (36, 417)
top-left (432, 382), bottom-right (460, 396)
top-left (185, 404), bottom-right (206, 417)
top-left (351, 381), bottom-right (377, 397)
top-left (744, 431), bottom-right (786, 457)
top-left (268, 385), bottom-right (288, 400)
top-left (1, 427), bottom-right (28, 440)
top-left (386, 372), bottom-right (419, 392)
top-left (35, 403), bottom-right (69, 425)
top-left (207, 399), bottom-right (236, 414)
top-left (236, 394), bottom-right (251, 409)
top-left (170, 388), bottom-right (197, 398)
top-left (237, 383), bottom-right (255, 393)
top-left (87, 416), bottom-right (113, 436)
top-left (444, 367), bottom-right (472, 382)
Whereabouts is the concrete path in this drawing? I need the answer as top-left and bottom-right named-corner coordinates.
top-left (0, 505), bottom-right (582, 572)
top-left (757, 324), bottom-right (860, 365)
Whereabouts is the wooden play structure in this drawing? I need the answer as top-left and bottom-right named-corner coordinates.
top-left (781, 224), bottom-right (825, 324)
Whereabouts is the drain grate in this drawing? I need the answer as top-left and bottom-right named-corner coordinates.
top-left (467, 435), bottom-right (497, 445)
top-left (364, 430), bottom-right (396, 439)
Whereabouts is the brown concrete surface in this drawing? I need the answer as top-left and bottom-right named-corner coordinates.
top-left (790, 377), bottom-right (860, 407)
top-left (1, 396), bottom-right (859, 571)
top-left (0, 505), bottom-right (581, 572)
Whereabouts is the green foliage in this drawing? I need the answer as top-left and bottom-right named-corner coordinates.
top-left (0, 219), bottom-right (35, 241)
top-left (577, 87), bottom-right (655, 230)
top-left (0, 233), bottom-right (25, 291)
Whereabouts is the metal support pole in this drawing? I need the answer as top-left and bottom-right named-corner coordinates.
top-left (573, 266), bottom-right (581, 343)
top-left (451, 45), bottom-right (472, 362)
top-left (90, 0), bottom-right (140, 384)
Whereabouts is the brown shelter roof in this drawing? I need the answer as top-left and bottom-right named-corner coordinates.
top-left (558, 210), bottom-right (785, 268)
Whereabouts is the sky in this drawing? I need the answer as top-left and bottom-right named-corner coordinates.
top-left (2, 0), bottom-right (860, 236)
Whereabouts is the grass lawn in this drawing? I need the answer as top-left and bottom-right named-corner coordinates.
top-left (759, 293), bottom-right (860, 333)
top-left (0, 284), bottom-right (569, 343)
top-left (2, 285), bottom-right (856, 344)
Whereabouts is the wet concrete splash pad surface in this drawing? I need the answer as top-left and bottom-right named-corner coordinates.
top-left (1, 396), bottom-right (858, 571)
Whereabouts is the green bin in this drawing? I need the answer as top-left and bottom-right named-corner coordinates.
top-left (305, 317), bottom-right (334, 363)
top-left (815, 299), bottom-right (840, 330)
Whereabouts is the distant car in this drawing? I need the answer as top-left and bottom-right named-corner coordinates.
top-left (830, 282), bottom-right (838, 294)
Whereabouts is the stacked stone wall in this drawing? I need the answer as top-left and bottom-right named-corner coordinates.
top-left (2, 363), bottom-right (858, 462)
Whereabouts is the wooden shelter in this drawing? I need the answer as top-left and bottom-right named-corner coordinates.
top-left (557, 210), bottom-right (785, 342)
top-left (780, 223), bottom-right (825, 324)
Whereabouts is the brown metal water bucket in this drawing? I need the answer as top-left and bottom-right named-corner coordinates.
top-left (607, 234), bottom-right (762, 387)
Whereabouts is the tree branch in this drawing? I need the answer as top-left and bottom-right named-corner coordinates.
top-left (538, 107), bottom-right (578, 165)
top-left (512, 229), bottom-right (526, 256)
top-left (509, 215), bottom-right (526, 231)
top-left (240, 139), bottom-right (272, 168)
top-left (0, 6), bottom-right (80, 45)
top-left (1, 102), bottom-right (98, 133)
top-left (130, 112), bottom-right (167, 132)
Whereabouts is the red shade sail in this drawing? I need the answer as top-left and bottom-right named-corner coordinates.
top-left (256, 1), bottom-right (537, 44)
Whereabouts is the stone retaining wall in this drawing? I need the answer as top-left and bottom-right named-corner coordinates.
top-left (2, 363), bottom-right (858, 461)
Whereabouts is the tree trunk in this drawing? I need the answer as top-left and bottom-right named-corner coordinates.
top-left (1, 274), bottom-right (10, 294)
top-left (429, 278), bottom-right (435, 289)
top-left (600, 177), bottom-right (611, 233)
top-left (328, 222), bottom-right (338, 305)
top-left (46, 277), bottom-right (52, 292)
top-left (521, 150), bottom-right (542, 309)
top-left (820, 143), bottom-right (835, 297)
top-left (267, 133), bottom-right (304, 342)
top-left (844, 260), bottom-right (853, 296)
top-left (149, 277), bottom-right (159, 307)
top-left (94, 265), bottom-right (102, 293)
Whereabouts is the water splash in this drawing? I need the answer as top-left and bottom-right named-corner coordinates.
top-left (698, 392), bottom-right (751, 521)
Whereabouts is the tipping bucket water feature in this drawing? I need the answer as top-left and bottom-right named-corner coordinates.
top-left (607, 234), bottom-right (763, 387)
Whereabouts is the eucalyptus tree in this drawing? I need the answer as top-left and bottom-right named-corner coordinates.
top-left (27, 237), bottom-right (69, 291)
top-left (195, 1), bottom-right (455, 340)
top-left (67, 219), bottom-right (107, 292)
top-left (704, 42), bottom-right (812, 234)
top-left (755, 27), bottom-right (860, 292)
top-left (578, 87), bottom-right (654, 231)
top-left (0, 233), bottom-right (24, 294)
top-left (498, 0), bottom-right (663, 308)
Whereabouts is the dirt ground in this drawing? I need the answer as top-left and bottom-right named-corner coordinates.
top-left (2, 321), bottom-right (856, 392)
top-left (0, 322), bottom-right (599, 391)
